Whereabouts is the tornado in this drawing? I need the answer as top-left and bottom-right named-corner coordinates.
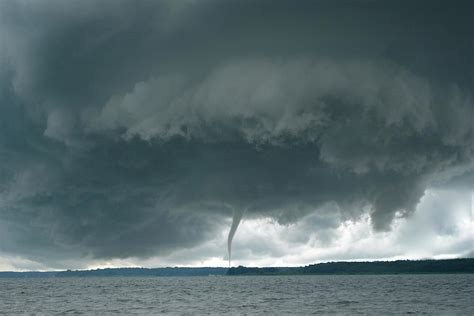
top-left (227, 208), bottom-right (244, 267)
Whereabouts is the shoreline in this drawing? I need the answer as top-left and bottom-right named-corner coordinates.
top-left (1, 258), bottom-right (472, 278)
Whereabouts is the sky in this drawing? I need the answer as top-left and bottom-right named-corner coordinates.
top-left (0, 0), bottom-right (473, 271)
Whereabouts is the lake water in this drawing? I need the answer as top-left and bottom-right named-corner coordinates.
top-left (0, 274), bottom-right (472, 314)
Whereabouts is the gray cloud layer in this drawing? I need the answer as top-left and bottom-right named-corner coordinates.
top-left (0, 0), bottom-right (472, 266)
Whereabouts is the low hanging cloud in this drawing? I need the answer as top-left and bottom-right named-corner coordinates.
top-left (0, 0), bottom-right (472, 268)
top-left (87, 57), bottom-right (472, 229)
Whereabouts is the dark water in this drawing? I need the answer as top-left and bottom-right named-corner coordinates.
top-left (0, 274), bottom-right (472, 315)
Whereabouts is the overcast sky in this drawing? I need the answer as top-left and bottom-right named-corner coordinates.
top-left (0, 0), bottom-right (472, 271)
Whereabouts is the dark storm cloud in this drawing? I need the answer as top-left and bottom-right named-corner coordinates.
top-left (0, 0), bottom-right (472, 264)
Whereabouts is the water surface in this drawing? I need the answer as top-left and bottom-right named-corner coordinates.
top-left (1, 274), bottom-right (472, 314)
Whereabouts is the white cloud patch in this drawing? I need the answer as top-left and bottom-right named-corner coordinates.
top-left (180, 188), bottom-right (472, 267)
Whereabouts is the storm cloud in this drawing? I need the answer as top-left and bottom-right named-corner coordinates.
top-left (0, 0), bottom-right (472, 268)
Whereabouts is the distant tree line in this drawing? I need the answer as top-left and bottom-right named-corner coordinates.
top-left (227, 259), bottom-right (474, 276)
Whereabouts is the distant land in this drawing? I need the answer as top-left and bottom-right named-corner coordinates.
top-left (228, 258), bottom-right (474, 276)
top-left (0, 259), bottom-right (473, 278)
top-left (0, 267), bottom-right (228, 278)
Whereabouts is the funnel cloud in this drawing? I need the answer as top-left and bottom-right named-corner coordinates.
top-left (227, 208), bottom-right (244, 267)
